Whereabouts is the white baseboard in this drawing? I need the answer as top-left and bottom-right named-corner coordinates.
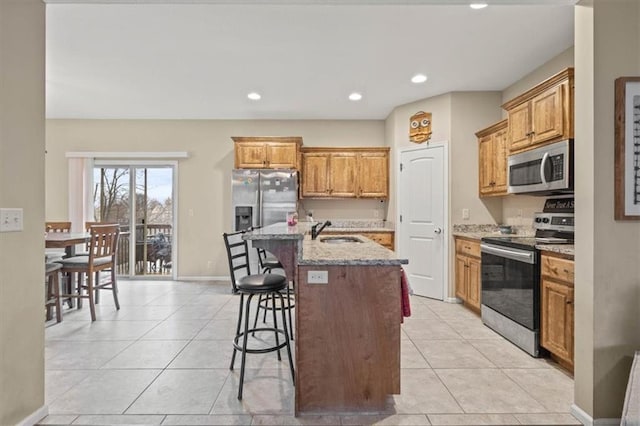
top-left (571, 404), bottom-right (592, 426)
top-left (17, 404), bottom-right (48, 426)
top-left (595, 418), bottom-right (622, 425)
top-left (177, 275), bottom-right (229, 282)
top-left (444, 297), bottom-right (462, 304)
top-left (571, 403), bottom-right (620, 426)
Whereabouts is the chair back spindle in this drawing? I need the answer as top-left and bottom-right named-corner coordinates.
top-left (223, 231), bottom-right (251, 293)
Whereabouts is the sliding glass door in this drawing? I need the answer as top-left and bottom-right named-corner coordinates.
top-left (93, 163), bottom-right (175, 279)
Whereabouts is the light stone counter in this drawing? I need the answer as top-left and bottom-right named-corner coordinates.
top-left (300, 235), bottom-right (407, 266)
top-left (319, 219), bottom-right (395, 233)
top-left (243, 222), bottom-right (406, 267)
top-left (537, 244), bottom-right (575, 258)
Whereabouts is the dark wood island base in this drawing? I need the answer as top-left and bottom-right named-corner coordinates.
top-left (296, 265), bottom-right (401, 415)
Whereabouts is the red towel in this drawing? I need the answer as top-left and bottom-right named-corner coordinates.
top-left (400, 267), bottom-right (411, 323)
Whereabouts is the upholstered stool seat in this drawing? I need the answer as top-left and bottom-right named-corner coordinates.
top-left (236, 273), bottom-right (286, 292)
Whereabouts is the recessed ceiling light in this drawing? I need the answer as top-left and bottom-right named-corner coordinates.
top-left (349, 92), bottom-right (363, 101)
top-left (411, 74), bottom-right (428, 84)
top-left (470, 3), bottom-right (488, 9)
top-left (247, 92), bottom-right (261, 100)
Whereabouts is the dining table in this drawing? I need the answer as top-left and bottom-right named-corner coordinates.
top-left (45, 232), bottom-right (91, 258)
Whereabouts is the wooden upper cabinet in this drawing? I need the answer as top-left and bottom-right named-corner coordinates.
top-left (328, 153), bottom-right (358, 197)
top-left (508, 102), bottom-right (532, 152)
top-left (476, 119), bottom-right (508, 197)
top-left (300, 147), bottom-right (389, 199)
top-left (301, 153), bottom-right (330, 197)
top-left (502, 68), bottom-right (574, 154)
top-left (232, 136), bottom-right (302, 169)
top-left (531, 84), bottom-right (565, 145)
top-left (359, 152), bottom-right (389, 198)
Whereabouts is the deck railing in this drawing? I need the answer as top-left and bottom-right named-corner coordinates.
top-left (115, 224), bottom-right (172, 276)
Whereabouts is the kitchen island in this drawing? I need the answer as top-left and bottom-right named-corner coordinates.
top-left (243, 222), bottom-right (408, 415)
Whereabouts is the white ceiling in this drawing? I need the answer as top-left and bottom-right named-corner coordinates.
top-left (45, 1), bottom-right (575, 120)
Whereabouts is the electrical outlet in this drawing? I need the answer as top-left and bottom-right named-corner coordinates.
top-left (373, 210), bottom-right (379, 219)
top-left (207, 260), bottom-right (213, 269)
top-left (462, 208), bottom-right (470, 220)
top-left (307, 270), bottom-right (328, 284)
top-left (0, 208), bottom-right (23, 232)
top-left (517, 209), bottom-right (523, 218)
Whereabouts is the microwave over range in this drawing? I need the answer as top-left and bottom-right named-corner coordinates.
top-left (507, 139), bottom-right (573, 195)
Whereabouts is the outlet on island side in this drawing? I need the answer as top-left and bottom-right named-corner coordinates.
top-left (308, 270), bottom-right (328, 284)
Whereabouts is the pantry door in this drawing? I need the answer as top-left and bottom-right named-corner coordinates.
top-left (398, 144), bottom-right (447, 300)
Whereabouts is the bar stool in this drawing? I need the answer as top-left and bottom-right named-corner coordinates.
top-left (223, 230), bottom-right (295, 400)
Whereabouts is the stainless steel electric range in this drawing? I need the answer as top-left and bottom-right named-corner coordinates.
top-left (480, 198), bottom-right (574, 357)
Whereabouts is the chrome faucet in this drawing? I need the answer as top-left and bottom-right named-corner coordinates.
top-left (311, 220), bottom-right (332, 240)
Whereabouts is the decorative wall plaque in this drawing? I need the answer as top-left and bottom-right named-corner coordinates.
top-left (409, 111), bottom-right (432, 144)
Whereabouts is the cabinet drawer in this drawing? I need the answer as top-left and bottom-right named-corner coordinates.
top-left (361, 232), bottom-right (394, 249)
top-left (541, 255), bottom-right (574, 284)
top-left (455, 238), bottom-right (481, 258)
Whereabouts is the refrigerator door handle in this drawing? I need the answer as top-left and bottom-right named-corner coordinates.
top-left (257, 183), bottom-right (263, 228)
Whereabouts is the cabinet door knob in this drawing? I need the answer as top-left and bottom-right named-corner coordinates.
top-left (566, 300), bottom-right (573, 305)
top-left (434, 227), bottom-right (442, 234)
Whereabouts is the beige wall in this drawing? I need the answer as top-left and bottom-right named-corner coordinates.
top-left (45, 119), bottom-right (384, 277)
top-left (385, 91), bottom-right (504, 296)
top-left (0, 1), bottom-right (46, 424)
top-left (449, 92), bottom-right (503, 225)
top-left (575, 0), bottom-right (640, 420)
top-left (384, 93), bottom-right (452, 224)
top-left (501, 46), bottom-right (576, 108)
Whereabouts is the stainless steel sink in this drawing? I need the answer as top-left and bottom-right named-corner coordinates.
top-left (319, 236), bottom-right (363, 244)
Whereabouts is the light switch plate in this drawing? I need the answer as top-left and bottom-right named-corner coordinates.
top-left (0, 208), bottom-right (24, 232)
top-left (307, 270), bottom-right (328, 284)
top-left (462, 208), bottom-right (470, 220)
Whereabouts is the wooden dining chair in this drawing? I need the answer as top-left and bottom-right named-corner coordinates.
top-left (45, 263), bottom-right (63, 323)
top-left (56, 224), bottom-right (121, 321)
top-left (45, 221), bottom-right (72, 233)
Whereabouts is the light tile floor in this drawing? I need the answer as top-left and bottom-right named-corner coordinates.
top-left (39, 280), bottom-right (581, 426)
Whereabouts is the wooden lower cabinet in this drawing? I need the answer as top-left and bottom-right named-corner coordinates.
top-left (323, 231), bottom-right (394, 251)
top-left (454, 238), bottom-right (481, 312)
top-left (540, 253), bottom-right (574, 371)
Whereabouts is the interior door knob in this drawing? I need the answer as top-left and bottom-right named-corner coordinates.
top-left (434, 227), bottom-right (442, 234)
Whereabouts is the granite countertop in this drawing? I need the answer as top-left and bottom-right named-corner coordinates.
top-left (243, 222), bottom-right (407, 266)
top-left (303, 219), bottom-right (395, 233)
top-left (536, 244), bottom-right (575, 257)
top-left (300, 235), bottom-right (407, 266)
top-left (451, 225), bottom-right (575, 257)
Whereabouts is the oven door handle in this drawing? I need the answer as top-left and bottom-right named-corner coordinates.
top-left (481, 243), bottom-right (535, 264)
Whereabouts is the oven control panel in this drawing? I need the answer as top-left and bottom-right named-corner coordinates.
top-left (533, 212), bottom-right (574, 232)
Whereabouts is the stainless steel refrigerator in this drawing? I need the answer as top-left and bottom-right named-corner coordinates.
top-left (232, 169), bottom-right (298, 231)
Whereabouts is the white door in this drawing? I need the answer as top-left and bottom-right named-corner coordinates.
top-left (398, 145), bottom-right (446, 299)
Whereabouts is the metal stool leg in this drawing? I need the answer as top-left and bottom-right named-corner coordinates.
top-left (271, 291), bottom-right (281, 361)
top-left (278, 292), bottom-right (295, 383)
top-left (238, 293), bottom-right (254, 400)
top-left (230, 293), bottom-right (244, 371)
top-left (251, 294), bottom-right (263, 337)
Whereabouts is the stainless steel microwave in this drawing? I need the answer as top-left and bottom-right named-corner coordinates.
top-left (507, 139), bottom-right (573, 195)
